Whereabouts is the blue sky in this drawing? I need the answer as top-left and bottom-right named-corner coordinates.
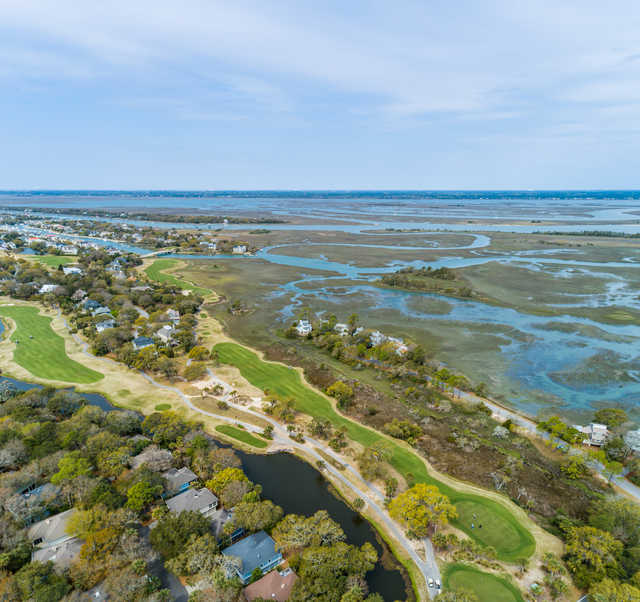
top-left (1, 0), bottom-right (639, 189)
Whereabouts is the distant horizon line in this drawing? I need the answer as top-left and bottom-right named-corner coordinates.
top-left (1, 188), bottom-right (639, 193)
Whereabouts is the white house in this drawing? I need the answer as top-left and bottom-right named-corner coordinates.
top-left (334, 323), bottom-right (350, 336)
top-left (60, 245), bottom-right (78, 255)
top-left (39, 284), bottom-right (58, 294)
top-left (369, 330), bottom-right (386, 346)
top-left (296, 320), bottom-right (312, 336)
top-left (232, 245), bottom-right (247, 254)
top-left (166, 309), bottom-right (180, 323)
top-left (572, 423), bottom-right (609, 446)
top-left (63, 266), bottom-right (83, 276)
top-left (28, 508), bottom-right (77, 550)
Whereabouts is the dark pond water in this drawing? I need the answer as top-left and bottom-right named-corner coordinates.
top-left (0, 375), bottom-right (408, 601)
top-left (234, 448), bottom-right (408, 601)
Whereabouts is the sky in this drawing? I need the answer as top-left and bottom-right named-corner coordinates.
top-left (1, 0), bottom-right (640, 189)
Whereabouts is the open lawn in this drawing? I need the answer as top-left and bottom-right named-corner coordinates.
top-left (443, 563), bottom-right (524, 602)
top-left (145, 259), bottom-right (212, 296)
top-left (29, 255), bottom-right (76, 267)
top-left (213, 342), bottom-right (535, 561)
top-left (215, 424), bottom-right (268, 448)
top-left (0, 305), bottom-right (103, 384)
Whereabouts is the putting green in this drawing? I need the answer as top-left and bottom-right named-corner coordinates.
top-left (145, 259), bottom-right (211, 296)
top-left (0, 305), bottom-right (103, 384)
top-left (443, 563), bottom-right (524, 602)
top-left (214, 342), bottom-right (535, 561)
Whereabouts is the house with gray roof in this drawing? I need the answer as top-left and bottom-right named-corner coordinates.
top-left (162, 467), bottom-right (198, 495)
top-left (222, 531), bottom-right (283, 584)
top-left (165, 487), bottom-right (218, 517)
top-left (132, 336), bottom-right (154, 351)
top-left (32, 537), bottom-right (83, 569)
top-left (28, 508), bottom-right (76, 549)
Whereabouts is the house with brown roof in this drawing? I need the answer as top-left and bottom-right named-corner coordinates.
top-left (243, 567), bottom-right (297, 601)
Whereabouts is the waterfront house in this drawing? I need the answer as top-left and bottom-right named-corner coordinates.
top-left (369, 330), bottom-right (386, 346)
top-left (162, 467), bottom-right (198, 495)
top-left (243, 567), bottom-right (297, 601)
top-left (296, 320), bottom-right (312, 336)
top-left (132, 336), bottom-right (154, 351)
top-left (572, 422), bottom-right (609, 446)
top-left (165, 487), bottom-right (218, 517)
top-left (334, 323), bottom-right (350, 336)
top-left (222, 530), bottom-right (283, 584)
top-left (61, 245), bottom-right (78, 255)
top-left (232, 244), bottom-right (247, 254)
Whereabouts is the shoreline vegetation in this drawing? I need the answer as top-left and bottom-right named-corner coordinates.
top-left (1, 205), bottom-right (288, 224)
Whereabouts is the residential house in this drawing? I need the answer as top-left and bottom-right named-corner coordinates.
top-left (166, 308), bottom-right (180, 323)
top-left (39, 284), bottom-right (58, 294)
top-left (625, 429), bottom-right (640, 454)
top-left (334, 323), bottom-right (350, 336)
top-left (222, 531), bottom-right (283, 585)
top-left (129, 445), bottom-right (173, 471)
top-left (32, 538), bottom-right (83, 569)
top-left (96, 319), bottom-right (116, 333)
top-left (28, 508), bottom-right (77, 549)
top-left (156, 324), bottom-right (175, 344)
top-left (162, 467), bottom-right (198, 496)
top-left (572, 423), bottom-right (609, 446)
top-left (296, 320), bottom-right (312, 336)
top-left (81, 299), bottom-right (101, 312)
top-left (243, 567), bottom-right (297, 602)
top-left (165, 487), bottom-right (218, 517)
top-left (62, 266), bottom-right (83, 276)
top-left (61, 245), bottom-right (78, 255)
top-left (232, 245), bottom-right (247, 254)
top-left (387, 336), bottom-right (409, 355)
top-left (91, 306), bottom-right (112, 318)
top-left (369, 330), bottom-right (386, 346)
top-left (71, 289), bottom-right (87, 302)
top-left (132, 336), bottom-right (154, 351)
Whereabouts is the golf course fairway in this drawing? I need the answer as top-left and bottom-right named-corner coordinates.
top-left (0, 305), bottom-right (103, 384)
top-left (214, 342), bottom-right (535, 562)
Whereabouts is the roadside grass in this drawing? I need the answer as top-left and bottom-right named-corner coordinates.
top-left (0, 305), bottom-right (103, 384)
top-left (443, 563), bottom-right (524, 602)
top-left (29, 255), bottom-right (76, 267)
top-left (145, 259), bottom-right (212, 297)
top-left (215, 424), bottom-right (268, 449)
top-left (214, 341), bottom-right (535, 561)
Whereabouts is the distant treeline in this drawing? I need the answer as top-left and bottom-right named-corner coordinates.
top-left (0, 206), bottom-right (288, 224)
top-left (535, 230), bottom-right (640, 238)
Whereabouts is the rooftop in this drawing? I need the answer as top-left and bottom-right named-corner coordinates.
top-left (166, 487), bottom-right (218, 513)
top-left (28, 508), bottom-right (76, 547)
top-left (243, 568), bottom-right (297, 602)
top-left (222, 530), bottom-right (281, 577)
top-left (162, 466), bottom-right (198, 492)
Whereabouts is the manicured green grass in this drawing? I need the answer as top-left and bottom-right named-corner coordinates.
top-left (0, 305), bottom-right (103, 384)
top-left (155, 403), bottom-right (172, 411)
top-left (214, 342), bottom-right (535, 561)
top-left (215, 424), bottom-right (268, 448)
top-left (31, 255), bottom-right (76, 267)
top-left (443, 563), bottom-right (524, 602)
top-left (145, 259), bottom-right (212, 296)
